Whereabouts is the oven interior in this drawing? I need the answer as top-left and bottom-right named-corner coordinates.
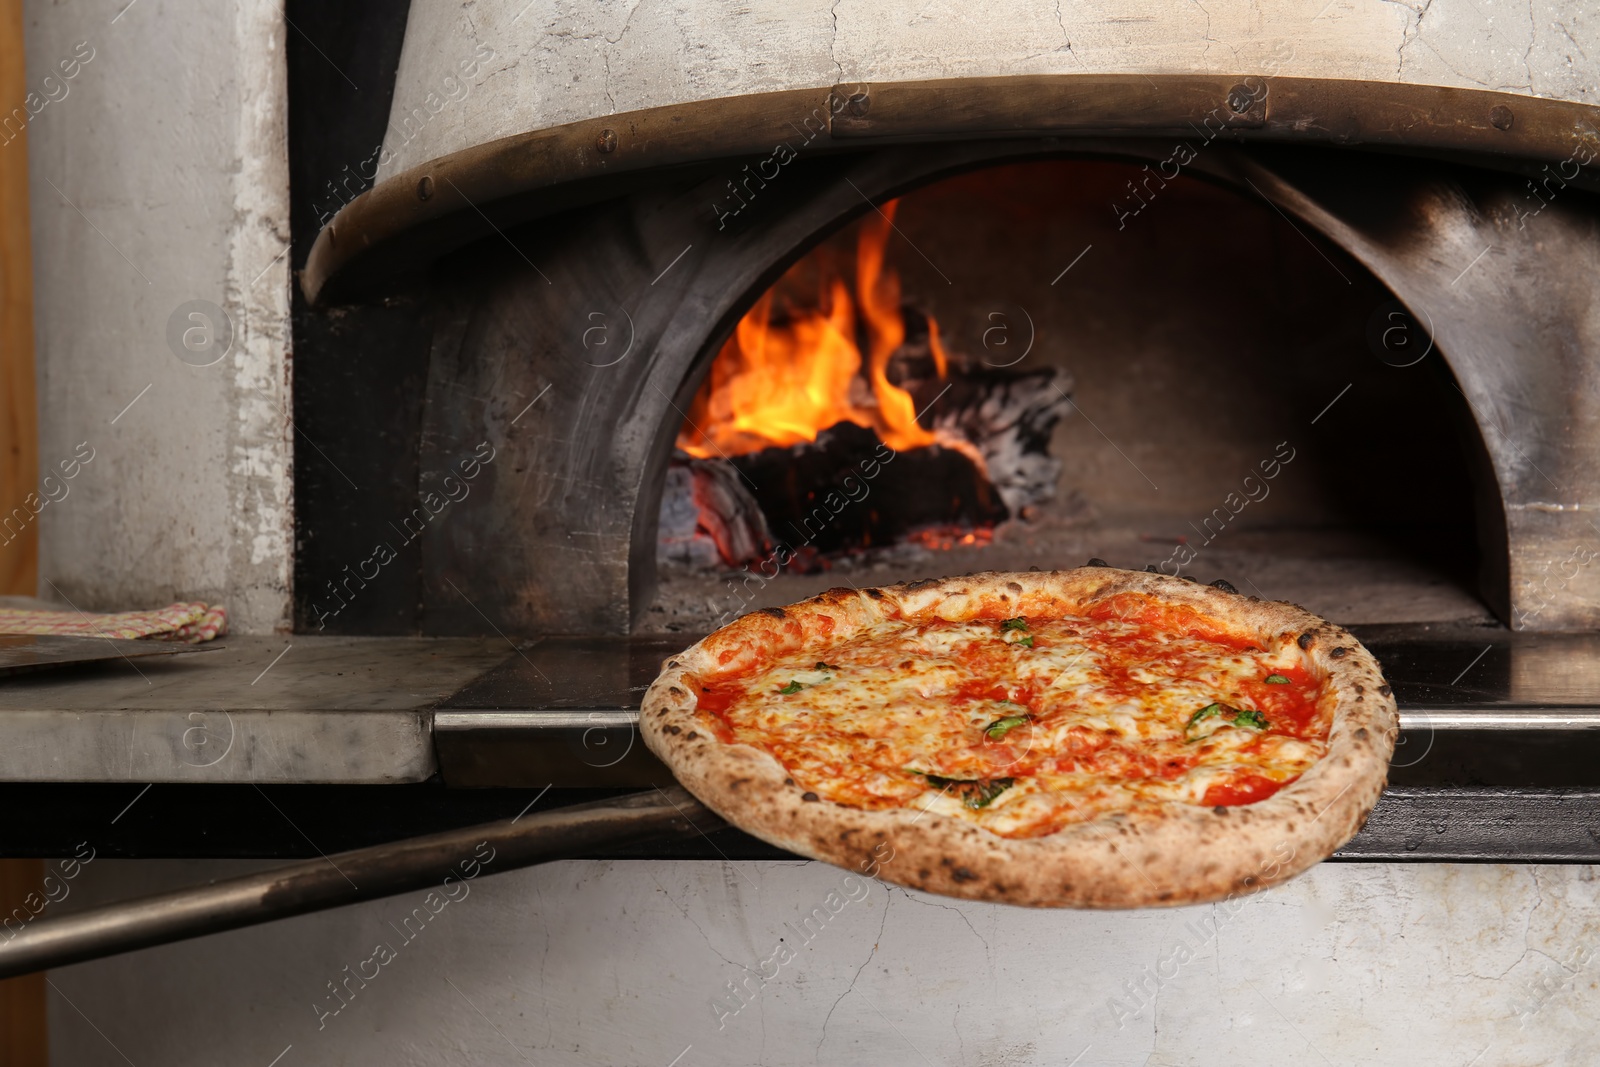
top-left (645, 159), bottom-right (1492, 635)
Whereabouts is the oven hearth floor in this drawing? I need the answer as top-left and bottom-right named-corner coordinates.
top-left (645, 522), bottom-right (1491, 632)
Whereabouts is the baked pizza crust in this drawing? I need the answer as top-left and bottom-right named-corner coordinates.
top-left (641, 567), bottom-right (1397, 908)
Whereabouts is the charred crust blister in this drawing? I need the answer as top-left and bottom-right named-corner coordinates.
top-left (801, 791), bottom-right (820, 802)
top-left (1378, 683), bottom-right (1393, 697)
top-left (1298, 632), bottom-right (1315, 649)
top-left (759, 607), bottom-right (786, 619)
top-left (1331, 647), bottom-right (1349, 658)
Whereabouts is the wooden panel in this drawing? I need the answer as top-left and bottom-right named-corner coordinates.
top-left (1, 0), bottom-right (47, 1060)
top-left (0, 0), bottom-right (35, 599)
top-left (0, 861), bottom-right (45, 1067)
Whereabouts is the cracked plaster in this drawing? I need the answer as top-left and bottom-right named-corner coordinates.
top-left (47, 858), bottom-right (1600, 1065)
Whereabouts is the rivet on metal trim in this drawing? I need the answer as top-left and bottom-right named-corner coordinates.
top-left (596, 128), bottom-right (619, 153)
top-left (417, 175), bottom-right (434, 201)
top-left (847, 93), bottom-right (870, 118)
top-left (1489, 105), bottom-right (1515, 131)
top-left (1226, 84), bottom-right (1254, 114)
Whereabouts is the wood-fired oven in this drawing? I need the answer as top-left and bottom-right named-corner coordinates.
top-left (10, 2), bottom-right (1600, 1063)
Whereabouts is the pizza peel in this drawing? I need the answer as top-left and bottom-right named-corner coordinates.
top-left (0, 786), bottom-right (722, 979)
top-left (0, 633), bottom-right (222, 676)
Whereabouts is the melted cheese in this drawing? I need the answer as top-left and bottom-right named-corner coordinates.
top-left (695, 611), bottom-right (1332, 839)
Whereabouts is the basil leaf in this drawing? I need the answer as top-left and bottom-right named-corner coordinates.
top-left (1186, 702), bottom-right (1270, 740)
top-left (984, 714), bottom-right (1030, 740)
top-left (1264, 674), bottom-right (1290, 684)
top-left (778, 680), bottom-right (804, 695)
top-left (916, 773), bottom-right (1017, 810)
top-left (1013, 635), bottom-right (1035, 648)
top-left (1000, 618), bottom-right (1029, 631)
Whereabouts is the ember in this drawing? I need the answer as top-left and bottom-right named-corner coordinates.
top-left (905, 528), bottom-right (997, 552)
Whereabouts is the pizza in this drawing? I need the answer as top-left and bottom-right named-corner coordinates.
top-left (640, 566), bottom-right (1396, 908)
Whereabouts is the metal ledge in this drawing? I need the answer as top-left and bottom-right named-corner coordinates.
top-left (1334, 788), bottom-right (1600, 862)
top-left (0, 636), bottom-right (509, 784)
top-left (301, 75), bottom-right (1600, 304)
top-left (1, 631), bottom-right (1593, 786)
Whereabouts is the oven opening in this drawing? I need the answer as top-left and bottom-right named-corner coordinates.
top-left (647, 159), bottom-right (1494, 633)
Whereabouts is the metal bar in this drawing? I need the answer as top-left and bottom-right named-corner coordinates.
top-left (0, 786), bottom-right (721, 980)
top-left (436, 706), bottom-right (1600, 734)
top-left (435, 710), bottom-right (639, 730)
top-left (1398, 707), bottom-right (1600, 731)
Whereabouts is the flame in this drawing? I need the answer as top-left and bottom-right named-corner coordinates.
top-left (677, 200), bottom-right (947, 459)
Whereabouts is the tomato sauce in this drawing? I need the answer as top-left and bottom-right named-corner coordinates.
top-left (1233, 664), bottom-right (1323, 735)
top-left (1204, 773), bottom-right (1296, 807)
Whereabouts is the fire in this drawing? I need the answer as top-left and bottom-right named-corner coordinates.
top-left (677, 200), bottom-right (950, 459)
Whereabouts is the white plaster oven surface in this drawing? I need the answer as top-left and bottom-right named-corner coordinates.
top-left (378, 0), bottom-right (1600, 180)
top-left (47, 859), bottom-right (1600, 1065)
top-left (25, 0), bottom-right (292, 633)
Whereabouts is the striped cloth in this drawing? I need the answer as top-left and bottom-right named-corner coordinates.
top-left (0, 601), bottom-right (228, 643)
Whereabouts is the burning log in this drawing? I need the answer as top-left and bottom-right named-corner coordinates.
top-left (920, 370), bottom-right (1071, 516)
top-left (727, 422), bottom-right (1007, 558)
top-left (657, 459), bottom-right (771, 569)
